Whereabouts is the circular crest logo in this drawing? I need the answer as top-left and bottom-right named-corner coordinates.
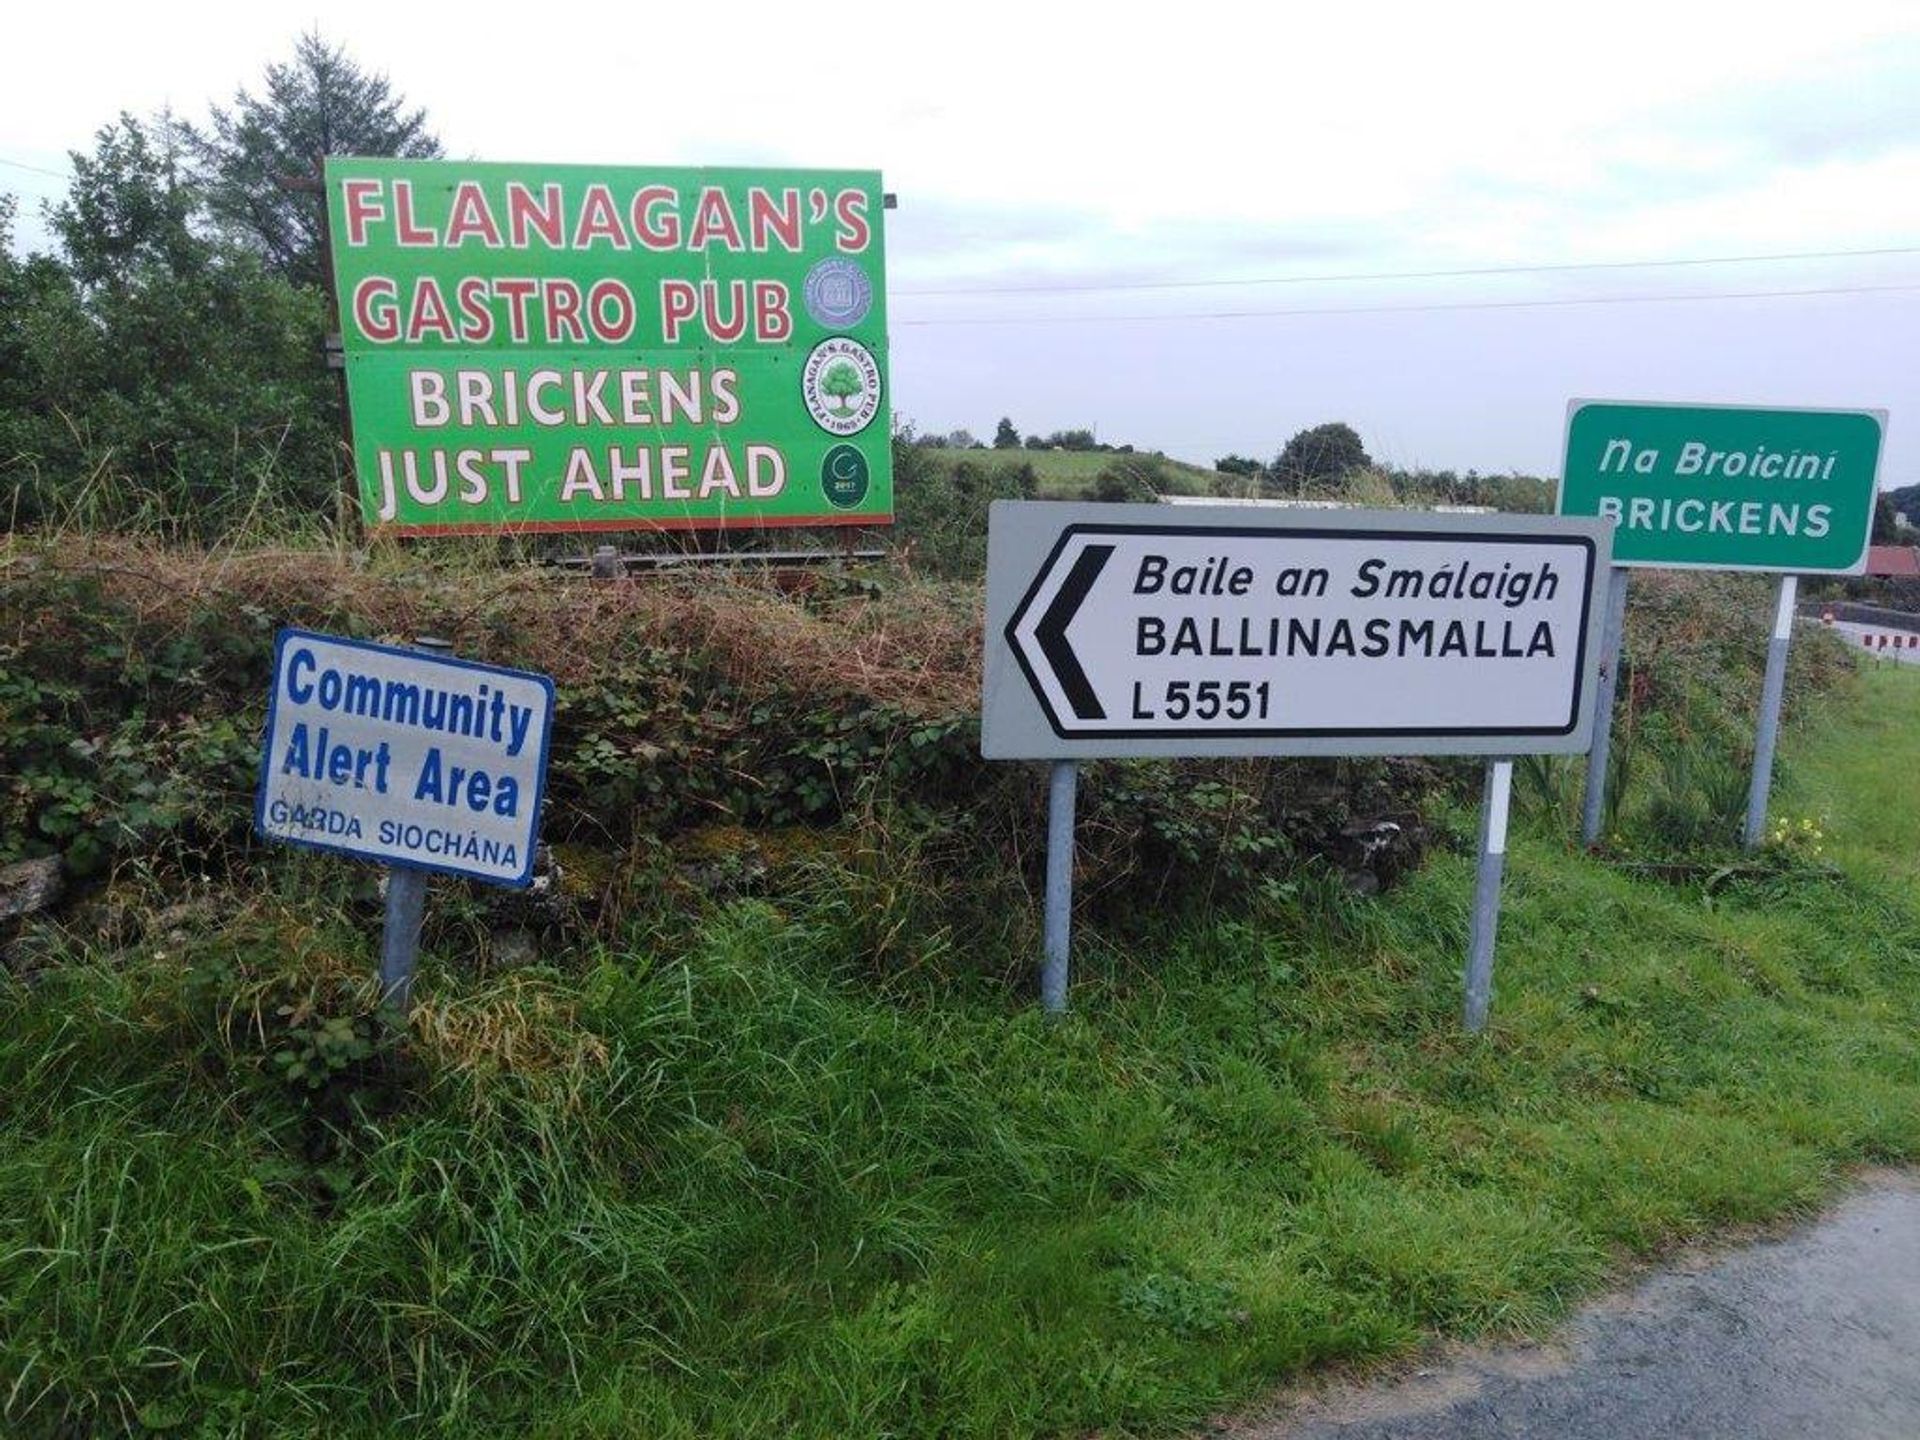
top-left (802, 258), bottom-right (874, 329)
top-left (802, 337), bottom-right (883, 437)
top-left (820, 444), bottom-right (870, 509)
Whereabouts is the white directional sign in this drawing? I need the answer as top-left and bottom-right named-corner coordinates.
top-left (255, 629), bottom-right (555, 885)
top-left (983, 502), bottom-right (1612, 759)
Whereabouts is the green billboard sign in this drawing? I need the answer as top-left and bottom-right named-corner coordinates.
top-left (323, 159), bottom-right (890, 536)
top-left (1558, 401), bottom-right (1884, 572)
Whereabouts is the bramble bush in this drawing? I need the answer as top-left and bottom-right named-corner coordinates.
top-left (1, 532), bottom-right (1855, 972)
top-left (1, 539), bottom-right (1375, 971)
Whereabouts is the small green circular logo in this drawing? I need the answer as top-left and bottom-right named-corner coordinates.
top-left (821, 444), bottom-right (870, 509)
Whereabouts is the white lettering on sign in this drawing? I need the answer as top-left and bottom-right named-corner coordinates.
top-left (988, 511), bottom-right (1607, 757)
top-left (254, 630), bottom-right (554, 886)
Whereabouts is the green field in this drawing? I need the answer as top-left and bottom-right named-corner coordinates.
top-left (1791, 664), bottom-right (1920, 883)
top-left (927, 446), bottom-right (1226, 497)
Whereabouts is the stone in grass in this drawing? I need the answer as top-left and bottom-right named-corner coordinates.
top-left (490, 927), bottom-right (539, 968)
top-left (0, 857), bottom-right (63, 922)
top-left (1334, 811), bottom-right (1427, 894)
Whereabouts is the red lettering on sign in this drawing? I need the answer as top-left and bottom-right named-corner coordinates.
top-left (445, 182), bottom-right (503, 247)
top-left (754, 281), bottom-right (792, 342)
top-left (353, 277), bottom-right (399, 341)
top-left (543, 279), bottom-right (586, 343)
top-left (632, 186), bottom-right (679, 249)
top-left (494, 278), bottom-right (537, 342)
top-left (704, 280), bottom-right (748, 343)
top-left (834, 190), bottom-right (870, 253)
top-left (748, 187), bottom-right (801, 252)
top-left (660, 280), bottom-right (698, 343)
top-left (405, 278), bottom-right (458, 343)
top-left (457, 279), bottom-right (495, 343)
top-left (689, 187), bottom-right (744, 251)
top-left (393, 181), bottom-right (437, 246)
top-left (342, 179), bottom-right (385, 246)
top-left (572, 184), bottom-right (629, 249)
top-left (587, 279), bottom-right (635, 343)
top-left (506, 183), bottom-right (564, 248)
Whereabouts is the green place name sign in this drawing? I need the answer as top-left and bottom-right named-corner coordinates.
top-left (1558, 400), bottom-right (1884, 572)
top-left (324, 159), bottom-right (890, 536)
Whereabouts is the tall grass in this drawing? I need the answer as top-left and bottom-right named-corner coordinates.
top-left (8, 439), bottom-right (355, 552)
top-left (5, 674), bottom-right (1920, 1436)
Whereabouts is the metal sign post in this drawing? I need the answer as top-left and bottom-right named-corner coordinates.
top-left (1742, 575), bottom-right (1800, 850)
top-left (1041, 761), bottom-right (1078, 1015)
top-left (981, 501), bottom-right (1612, 1022)
top-left (379, 863), bottom-right (430, 1020)
top-left (1464, 758), bottom-right (1514, 1033)
top-left (375, 635), bottom-right (451, 1021)
top-left (254, 627), bottom-right (556, 1027)
top-left (1579, 567), bottom-right (1631, 846)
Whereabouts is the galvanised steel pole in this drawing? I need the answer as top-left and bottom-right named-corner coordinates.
top-left (378, 635), bottom-right (453, 1023)
top-left (1041, 760), bottom-right (1078, 1015)
top-left (1463, 757), bottom-right (1514, 1034)
top-left (1580, 567), bottom-right (1631, 847)
top-left (1742, 575), bottom-right (1799, 850)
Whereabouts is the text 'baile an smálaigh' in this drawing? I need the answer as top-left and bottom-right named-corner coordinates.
top-left (984, 506), bottom-right (1612, 761)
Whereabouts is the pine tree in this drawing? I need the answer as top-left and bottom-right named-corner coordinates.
top-left (179, 31), bottom-right (441, 288)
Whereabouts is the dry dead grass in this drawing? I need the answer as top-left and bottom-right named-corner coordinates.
top-left (411, 974), bottom-right (611, 1111)
top-left (2, 533), bottom-right (983, 716)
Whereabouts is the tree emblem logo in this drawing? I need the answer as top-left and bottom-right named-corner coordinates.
top-left (820, 444), bottom-right (871, 508)
top-left (802, 258), bottom-right (874, 329)
top-left (801, 337), bottom-right (883, 436)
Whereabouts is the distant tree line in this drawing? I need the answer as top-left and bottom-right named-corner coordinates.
top-left (1214, 421), bottom-right (1371, 495)
top-left (1213, 421), bottom-right (1549, 512)
top-left (906, 417), bottom-right (1142, 457)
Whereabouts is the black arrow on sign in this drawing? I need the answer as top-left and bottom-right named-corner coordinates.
top-left (1036, 543), bottom-right (1112, 720)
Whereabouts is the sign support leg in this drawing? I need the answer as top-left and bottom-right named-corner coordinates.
top-left (377, 636), bottom-right (453, 1026)
top-left (379, 866), bottom-right (428, 1021)
top-left (1580, 567), bottom-right (1630, 847)
top-left (1464, 757), bottom-right (1513, 1034)
top-left (1042, 760), bottom-right (1078, 1015)
top-left (283, 156), bottom-right (362, 542)
top-left (1743, 575), bottom-right (1799, 850)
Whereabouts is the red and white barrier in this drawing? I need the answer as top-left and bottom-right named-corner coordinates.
top-left (1850, 631), bottom-right (1919, 653)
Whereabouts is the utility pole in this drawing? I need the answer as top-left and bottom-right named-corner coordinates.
top-left (276, 159), bottom-right (358, 539)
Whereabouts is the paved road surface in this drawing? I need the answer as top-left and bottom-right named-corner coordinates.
top-left (1229, 1172), bottom-right (1920, 1440)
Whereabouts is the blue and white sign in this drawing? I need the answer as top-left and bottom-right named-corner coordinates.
top-left (254, 629), bottom-right (555, 886)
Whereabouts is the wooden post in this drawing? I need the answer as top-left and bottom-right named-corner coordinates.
top-left (277, 160), bottom-right (357, 540)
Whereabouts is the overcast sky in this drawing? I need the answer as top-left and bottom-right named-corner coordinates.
top-left (4, 1), bottom-right (1915, 480)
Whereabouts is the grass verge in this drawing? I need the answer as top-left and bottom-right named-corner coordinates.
top-left (2, 674), bottom-right (1917, 1438)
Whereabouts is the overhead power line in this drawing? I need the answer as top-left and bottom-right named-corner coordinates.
top-left (4, 149), bottom-right (1910, 327)
top-left (894, 245), bottom-right (1920, 298)
top-left (892, 281), bottom-right (1920, 327)
top-left (0, 155), bottom-right (71, 180)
